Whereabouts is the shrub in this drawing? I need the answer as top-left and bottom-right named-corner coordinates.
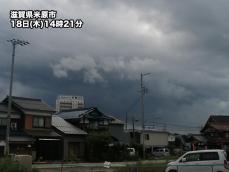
top-left (0, 158), bottom-right (39, 172)
top-left (0, 158), bottom-right (27, 172)
top-left (86, 131), bottom-right (113, 162)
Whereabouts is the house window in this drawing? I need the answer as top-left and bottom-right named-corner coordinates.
top-left (10, 122), bottom-right (17, 131)
top-left (33, 117), bottom-right (45, 128)
top-left (145, 134), bottom-right (150, 140)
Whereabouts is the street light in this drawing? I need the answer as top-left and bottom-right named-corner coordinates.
top-left (6, 39), bottom-right (29, 155)
top-left (140, 72), bottom-right (150, 159)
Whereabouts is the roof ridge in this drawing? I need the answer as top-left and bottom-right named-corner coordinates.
top-left (11, 96), bottom-right (41, 101)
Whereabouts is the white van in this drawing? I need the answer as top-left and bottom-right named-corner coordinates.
top-left (165, 149), bottom-right (229, 172)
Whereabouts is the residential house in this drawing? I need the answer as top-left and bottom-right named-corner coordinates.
top-left (201, 115), bottom-right (229, 151)
top-left (142, 130), bottom-right (169, 153)
top-left (52, 115), bottom-right (87, 161)
top-left (189, 134), bottom-right (207, 150)
top-left (0, 102), bottom-right (33, 156)
top-left (1, 96), bottom-right (62, 161)
top-left (56, 107), bottom-right (127, 144)
top-left (108, 115), bottom-right (129, 144)
top-left (129, 129), bottom-right (169, 153)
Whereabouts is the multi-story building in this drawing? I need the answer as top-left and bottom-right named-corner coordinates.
top-left (56, 95), bottom-right (85, 112)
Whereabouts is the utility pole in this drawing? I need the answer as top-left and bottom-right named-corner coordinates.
top-left (125, 98), bottom-right (140, 131)
top-left (6, 39), bottom-right (29, 155)
top-left (132, 116), bottom-right (135, 143)
top-left (140, 72), bottom-right (150, 159)
top-left (132, 116), bottom-right (138, 144)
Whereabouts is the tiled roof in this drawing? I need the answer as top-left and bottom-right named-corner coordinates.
top-left (0, 103), bottom-right (17, 113)
top-left (56, 107), bottom-right (112, 120)
top-left (191, 135), bottom-right (207, 143)
top-left (0, 103), bottom-right (20, 118)
top-left (11, 96), bottom-right (55, 112)
top-left (57, 109), bottom-right (89, 119)
top-left (0, 103), bottom-right (9, 112)
top-left (210, 124), bottom-right (229, 132)
top-left (2, 96), bottom-right (55, 116)
top-left (108, 115), bottom-right (124, 125)
top-left (52, 115), bottom-right (87, 135)
top-left (201, 115), bottom-right (229, 132)
top-left (209, 115), bottom-right (229, 123)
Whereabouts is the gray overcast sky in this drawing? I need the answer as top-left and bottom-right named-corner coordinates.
top-left (1, 0), bottom-right (229, 132)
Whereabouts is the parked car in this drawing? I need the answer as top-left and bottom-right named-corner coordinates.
top-left (152, 148), bottom-right (169, 157)
top-left (127, 147), bottom-right (135, 156)
top-left (165, 149), bottom-right (229, 172)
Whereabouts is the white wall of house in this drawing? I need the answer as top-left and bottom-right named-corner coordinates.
top-left (140, 131), bottom-right (168, 147)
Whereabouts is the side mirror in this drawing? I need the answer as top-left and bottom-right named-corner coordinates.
top-left (181, 158), bottom-right (187, 162)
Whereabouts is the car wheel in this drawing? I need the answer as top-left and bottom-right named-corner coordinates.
top-left (169, 170), bottom-right (177, 172)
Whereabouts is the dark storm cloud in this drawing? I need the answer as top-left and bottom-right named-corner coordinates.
top-left (1, 0), bottom-right (229, 132)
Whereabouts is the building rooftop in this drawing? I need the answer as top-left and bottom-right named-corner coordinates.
top-left (57, 108), bottom-right (90, 119)
top-left (208, 115), bottom-right (229, 123)
top-left (52, 115), bottom-right (87, 135)
top-left (2, 96), bottom-right (55, 116)
top-left (201, 115), bottom-right (229, 132)
top-left (191, 134), bottom-right (207, 143)
top-left (56, 107), bottom-right (112, 120)
top-left (108, 115), bottom-right (124, 125)
top-left (0, 103), bottom-right (18, 115)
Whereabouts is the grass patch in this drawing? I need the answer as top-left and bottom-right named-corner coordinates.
top-left (0, 158), bottom-right (39, 172)
top-left (114, 162), bottom-right (167, 172)
top-left (152, 155), bottom-right (179, 160)
top-left (0, 158), bottom-right (27, 172)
